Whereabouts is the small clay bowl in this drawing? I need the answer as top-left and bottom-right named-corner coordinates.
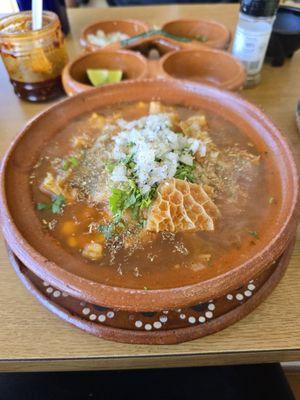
top-left (160, 49), bottom-right (246, 91)
top-left (80, 19), bottom-right (149, 52)
top-left (162, 19), bottom-right (231, 50)
top-left (0, 79), bottom-right (298, 312)
top-left (62, 50), bottom-right (148, 96)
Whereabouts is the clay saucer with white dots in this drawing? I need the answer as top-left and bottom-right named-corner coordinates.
top-left (6, 240), bottom-right (295, 345)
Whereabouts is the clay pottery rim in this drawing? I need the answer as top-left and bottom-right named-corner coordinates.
top-left (0, 79), bottom-right (298, 312)
top-left (6, 239), bottom-right (295, 345)
top-left (62, 49), bottom-right (149, 96)
top-left (162, 18), bottom-right (231, 50)
top-left (80, 19), bottom-right (150, 52)
top-left (159, 49), bottom-right (246, 91)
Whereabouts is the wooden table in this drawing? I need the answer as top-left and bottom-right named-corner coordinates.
top-left (0, 5), bottom-right (300, 373)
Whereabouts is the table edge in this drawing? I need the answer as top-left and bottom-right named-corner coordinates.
top-left (1, 349), bottom-right (299, 372)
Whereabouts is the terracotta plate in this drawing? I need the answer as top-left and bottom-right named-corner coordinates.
top-left (0, 80), bottom-right (298, 311)
top-left (6, 239), bottom-right (294, 344)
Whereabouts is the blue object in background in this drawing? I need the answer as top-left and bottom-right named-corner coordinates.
top-left (16, 0), bottom-right (70, 35)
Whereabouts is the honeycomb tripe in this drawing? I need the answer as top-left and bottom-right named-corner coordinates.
top-left (146, 178), bottom-right (220, 233)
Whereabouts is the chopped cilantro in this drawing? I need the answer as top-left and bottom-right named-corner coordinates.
top-left (124, 192), bottom-right (136, 209)
top-left (106, 145), bottom-right (161, 233)
top-left (98, 223), bottom-right (115, 239)
top-left (249, 230), bottom-right (259, 239)
top-left (175, 162), bottom-right (196, 183)
top-left (105, 162), bottom-right (117, 173)
top-left (109, 188), bottom-right (128, 215)
top-left (36, 194), bottom-right (65, 214)
top-left (36, 203), bottom-right (50, 211)
top-left (108, 178), bottom-right (156, 229)
top-left (98, 218), bottom-right (125, 239)
top-left (139, 219), bottom-right (147, 228)
top-left (128, 161), bottom-right (136, 169)
top-left (51, 195), bottom-right (65, 214)
top-left (62, 160), bottom-right (69, 171)
top-left (62, 156), bottom-right (78, 171)
top-left (123, 154), bottom-right (134, 165)
top-left (140, 196), bottom-right (152, 209)
top-left (69, 156), bottom-right (78, 167)
top-left (130, 204), bottom-right (140, 220)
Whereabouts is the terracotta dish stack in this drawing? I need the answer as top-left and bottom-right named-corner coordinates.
top-left (0, 77), bottom-right (298, 344)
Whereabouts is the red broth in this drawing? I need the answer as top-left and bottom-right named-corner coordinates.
top-left (30, 102), bottom-right (281, 289)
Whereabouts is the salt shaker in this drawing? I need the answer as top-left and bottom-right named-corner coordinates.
top-left (232, 0), bottom-right (279, 87)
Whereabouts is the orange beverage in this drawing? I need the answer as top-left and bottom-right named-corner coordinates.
top-left (0, 11), bottom-right (68, 102)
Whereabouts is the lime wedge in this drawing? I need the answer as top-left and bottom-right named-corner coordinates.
top-left (87, 68), bottom-right (123, 87)
top-left (107, 69), bottom-right (123, 84)
top-left (86, 69), bottom-right (109, 87)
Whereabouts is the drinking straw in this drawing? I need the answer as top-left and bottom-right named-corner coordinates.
top-left (32, 0), bottom-right (43, 30)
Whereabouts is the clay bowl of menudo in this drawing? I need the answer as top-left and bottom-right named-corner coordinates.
top-left (0, 80), bottom-right (298, 312)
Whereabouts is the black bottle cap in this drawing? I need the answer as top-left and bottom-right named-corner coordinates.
top-left (241, 0), bottom-right (279, 17)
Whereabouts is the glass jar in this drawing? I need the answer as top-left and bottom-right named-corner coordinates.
top-left (0, 11), bottom-right (68, 102)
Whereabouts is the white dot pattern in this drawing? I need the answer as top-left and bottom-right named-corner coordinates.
top-left (159, 315), bottom-right (168, 323)
top-left (41, 275), bottom-right (260, 332)
top-left (153, 321), bottom-right (162, 329)
top-left (82, 307), bottom-right (90, 315)
top-left (224, 280), bottom-right (257, 304)
top-left (135, 320), bottom-right (143, 328)
top-left (98, 315), bottom-right (106, 322)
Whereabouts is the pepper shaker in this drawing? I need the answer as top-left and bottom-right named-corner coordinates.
top-left (232, 0), bottom-right (279, 87)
